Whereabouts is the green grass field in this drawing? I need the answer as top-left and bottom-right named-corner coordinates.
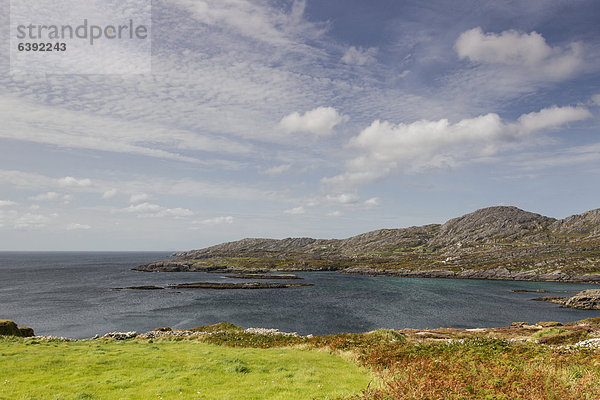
top-left (0, 338), bottom-right (372, 400)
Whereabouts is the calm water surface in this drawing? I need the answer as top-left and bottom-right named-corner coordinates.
top-left (1, 252), bottom-right (599, 339)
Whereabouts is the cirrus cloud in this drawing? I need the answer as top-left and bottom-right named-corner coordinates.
top-left (341, 46), bottom-right (377, 66)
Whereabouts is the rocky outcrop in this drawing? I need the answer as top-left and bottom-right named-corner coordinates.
top-left (563, 289), bottom-right (600, 309)
top-left (550, 209), bottom-right (600, 238)
top-left (429, 206), bottom-right (555, 248)
top-left (533, 289), bottom-right (600, 309)
top-left (0, 320), bottom-right (34, 337)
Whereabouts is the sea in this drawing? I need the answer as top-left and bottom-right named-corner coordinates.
top-left (1, 252), bottom-right (599, 339)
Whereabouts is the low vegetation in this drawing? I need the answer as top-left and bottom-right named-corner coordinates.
top-left (2, 319), bottom-right (600, 399)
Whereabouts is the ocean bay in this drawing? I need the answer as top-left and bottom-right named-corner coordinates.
top-left (1, 251), bottom-right (599, 339)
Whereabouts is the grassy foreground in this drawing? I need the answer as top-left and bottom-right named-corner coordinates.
top-left (2, 318), bottom-right (600, 400)
top-left (0, 338), bottom-right (371, 400)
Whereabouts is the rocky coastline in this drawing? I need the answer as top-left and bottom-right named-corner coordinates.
top-left (133, 261), bottom-right (600, 284)
top-left (339, 266), bottom-right (600, 283)
top-left (533, 289), bottom-right (600, 310)
top-left (3, 319), bottom-right (600, 349)
top-left (132, 206), bottom-right (600, 284)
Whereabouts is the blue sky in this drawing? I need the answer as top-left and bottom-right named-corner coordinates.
top-left (1, 0), bottom-right (599, 250)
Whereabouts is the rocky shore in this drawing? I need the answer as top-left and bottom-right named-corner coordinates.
top-left (133, 261), bottom-right (600, 283)
top-left (340, 266), bottom-right (600, 283)
top-left (533, 289), bottom-right (600, 310)
top-left (4, 319), bottom-right (600, 349)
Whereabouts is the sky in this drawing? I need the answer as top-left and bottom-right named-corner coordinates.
top-left (1, 0), bottom-right (599, 251)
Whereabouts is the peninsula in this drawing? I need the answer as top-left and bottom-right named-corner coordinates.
top-left (134, 206), bottom-right (600, 283)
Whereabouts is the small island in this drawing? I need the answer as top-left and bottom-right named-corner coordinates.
top-left (169, 281), bottom-right (313, 289)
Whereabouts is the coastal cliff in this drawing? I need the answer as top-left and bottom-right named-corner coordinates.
top-left (134, 206), bottom-right (600, 283)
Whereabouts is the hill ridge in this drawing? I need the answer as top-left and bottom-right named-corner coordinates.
top-left (136, 206), bottom-right (600, 282)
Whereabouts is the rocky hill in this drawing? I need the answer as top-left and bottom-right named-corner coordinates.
top-left (135, 206), bottom-right (600, 282)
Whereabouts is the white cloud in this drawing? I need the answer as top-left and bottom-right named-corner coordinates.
top-left (8, 212), bottom-right (58, 229)
top-left (515, 106), bottom-right (591, 134)
top-left (284, 206), bottom-right (306, 215)
top-left (58, 176), bottom-right (92, 188)
top-left (263, 164), bottom-right (292, 175)
top-left (0, 200), bottom-right (17, 207)
top-left (325, 105), bottom-right (591, 187)
top-left (513, 142), bottom-right (600, 170)
top-left (129, 193), bottom-right (151, 204)
top-left (195, 216), bottom-right (234, 225)
top-left (172, 0), bottom-right (325, 46)
top-left (455, 27), bottom-right (583, 80)
top-left (341, 46), bottom-right (377, 66)
top-left (28, 192), bottom-right (60, 201)
top-left (280, 107), bottom-right (349, 136)
top-left (28, 191), bottom-right (73, 203)
top-left (325, 193), bottom-right (359, 205)
top-left (121, 202), bottom-right (194, 218)
top-left (364, 197), bottom-right (380, 208)
top-left (327, 210), bottom-right (343, 217)
top-left (66, 223), bottom-right (92, 230)
top-left (0, 169), bottom-right (290, 203)
top-left (102, 189), bottom-right (118, 199)
top-left (0, 96), bottom-right (252, 165)
top-left (592, 94), bottom-right (600, 106)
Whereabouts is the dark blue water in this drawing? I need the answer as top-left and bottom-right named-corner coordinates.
top-left (1, 252), bottom-right (599, 339)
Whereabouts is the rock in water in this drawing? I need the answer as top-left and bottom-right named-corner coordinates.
top-left (563, 289), bottom-right (600, 310)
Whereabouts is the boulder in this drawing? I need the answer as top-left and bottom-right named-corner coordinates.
top-left (0, 320), bottom-right (34, 337)
top-left (18, 326), bottom-right (35, 337)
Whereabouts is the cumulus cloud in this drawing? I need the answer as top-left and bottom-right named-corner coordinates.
top-left (325, 105), bottom-right (591, 188)
top-left (0, 200), bottom-right (17, 207)
top-left (4, 211), bottom-right (59, 229)
top-left (341, 46), bottom-right (377, 66)
top-left (263, 164), bottom-right (292, 175)
top-left (58, 176), bottom-right (92, 188)
top-left (364, 197), bottom-right (380, 208)
top-left (284, 206), bottom-right (306, 215)
top-left (121, 202), bottom-right (194, 218)
top-left (66, 223), bottom-right (92, 230)
top-left (28, 192), bottom-right (61, 201)
top-left (455, 27), bottom-right (583, 80)
top-left (327, 210), bottom-right (343, 217)
top-left (325, 193), bottom-right (359, 205)
top-left (592, 94), bottom-right (600, 106)
top-left (280, 107), bottom-right (349, 136)
top-left (102, 189), bottom-right (118, 200)
top-left (195, 216), bottom-right (234, 225)
top-left (129, 193), bottom-right (151, 204)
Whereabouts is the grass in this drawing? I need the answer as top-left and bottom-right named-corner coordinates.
top-left (0, 338), bottom-right (372, 400)
top-left (2, 319), bottom-right (600, 400)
